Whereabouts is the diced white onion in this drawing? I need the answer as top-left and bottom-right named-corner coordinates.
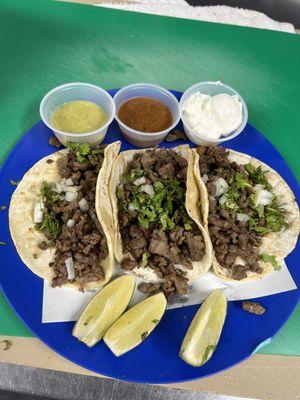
top-left (79, 198), bottom-right (89, 211)
top-left (219, 194), bottom-right (227, 205)
top-left (64, 178), bottom-right (74, 186)
top-left (133, 176), bottom-right (147, 186)
top-left (214, 177), bottom-right (229, 197)
top-left (236, 213), bottom-right (250, 222)
top-left (128, 203), bottom-right (137, 211)
top-left (65, 191), bottom-right (78, 202)
top-left (253, 184), bottom-right (265, 192)
top-left (52, 183), bottom-right (63, 193)
top-left (253, 189), bottom-right (273, 207)
top-left (202, 174), bottom-right (209, 184)
top-left (67, 219), bottom-right (75, 228)
top-left (65, 257), bottom-right (75, 280)
top-left (33, 200), bottom-right (44, 223)
top-left (140, 184), bottom-right (155, 197)
top-left (64, 186), bottom-right (78, 193)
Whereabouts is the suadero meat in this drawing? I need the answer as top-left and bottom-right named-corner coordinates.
top-left (118, 148), bottom-right (205, 300)
top-left (242, 301), bottom-right (266, 315)
top-left (197, 146), bottom-right (264, 279)
top-left (38, 147), bottom-right (107, 289)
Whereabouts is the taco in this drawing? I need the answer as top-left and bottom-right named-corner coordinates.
top-left (195, 145), bottom-right (299, 281)
top-left (9, 141), bottom-right (121, 290)
top-left (109, 145), bottom-right (213, 300)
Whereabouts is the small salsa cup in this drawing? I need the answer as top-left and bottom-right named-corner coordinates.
top-left (40, 82), bottom-right (116, 146)
top-left (113, 83), bottom-right (180, 147)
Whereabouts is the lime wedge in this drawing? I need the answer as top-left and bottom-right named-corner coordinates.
top-left (180, 289), bottom-right (227, 367)
top-left (73, 275), bottom-right (135, 347)
top-left (103, 292), bottom-right (167, 356)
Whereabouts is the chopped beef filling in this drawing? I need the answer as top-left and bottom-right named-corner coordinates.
top-left (48, 135), bottom-right (62, 148)
top-left (196, 146), bottom-right (288, 280)
top-left (165, 129), bottom-right (187, 142)
top-left (117, 148), bottom-right (205, 300)
top-left (242, 301), bottom-right (266, 315)
top-left (36, 144), bottom-right (107, 289)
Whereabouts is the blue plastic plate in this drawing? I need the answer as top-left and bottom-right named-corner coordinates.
top-left (0, 90), bottom-right (299, 383)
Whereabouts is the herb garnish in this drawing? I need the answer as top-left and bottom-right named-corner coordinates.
top-left (0, 205), bottom-right (6, 211)
top-left (0, 241), bottom-right (7, 246)
top-left (201, 344), bottom-right (216, 365)
top-left (141, 331), bottom-right (148, 341)
top-left (36, 182), bottom-right (61, 244)
top-left (260, 254), bottom-right (281, 270)
top-left (119, 174), bottom-right (194, 231)
top-left (35, 212), bottom-right (61, 244)
top-left (10, 179), bottom-right (20, 186)
top-left (66, 142), bottom-right (104, 163)
top-left (141, 252), bottom-right (150, 267)
top-left (151, 319), bottom-right (159, 324)
top-left (245, 163), bottom-right (272, 190)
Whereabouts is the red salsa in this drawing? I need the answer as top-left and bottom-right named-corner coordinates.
top-left (118, 97), bottom-right (173, 133)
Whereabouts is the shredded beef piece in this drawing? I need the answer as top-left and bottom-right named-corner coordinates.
top-left (48, 135), bottom-right (61, 148)
top-left (138, 271), bottom-right (188, 301)
top-left (121, 258), bottom-right (138, 270)
top-left (184, 232), bottom-right (205, 261)
top-left (157, 163), bottom-right (175, 179)
top-left (165, 129), bottom-right (187, 142)
top-left (170, 226), bottom-right (185, 245)
top-left (242, 301), bottom-right (266, 315)
top-left (149, 229), bottom-right (169, 256)
top-left (231, 264), bottom-right (248, 280)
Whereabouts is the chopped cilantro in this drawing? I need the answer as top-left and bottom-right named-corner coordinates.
top-left (40, 182), bottom-right (59, 206)
top-left (151, 319), bottom-right (160, 324)
top-left (245, 163), bottom-right (272, 190)
top-left (201, 344), bottom-right (216, 365)
top-left (0, 205), bottom-right (6, 211)
top-left (184, 223), bottom-right (192, 230)
top-left (36, 211), bottom-right (61, 244)
top-left (10, 179), bottom-right (20, 186)
top-left (260, 254), bottom-right (281, 270)
top-left (141, 252), bottom-right (150, 267)
top-left (141, 331), bottom-right (148, 341)
top-left (67, 142), bottom-right (91, 162)
top-left (120, 174), bottom-right (194, 231)
top-left (0, 241), bottom-right (7, 246)
top-left (235, 172), bottom-right (252, 189)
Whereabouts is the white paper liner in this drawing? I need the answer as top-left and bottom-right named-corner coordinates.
top-left (42, 261), bottom-right (296, 323)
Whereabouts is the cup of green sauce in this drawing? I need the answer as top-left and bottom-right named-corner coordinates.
top-left (40, 82), bottom-right (116, 146)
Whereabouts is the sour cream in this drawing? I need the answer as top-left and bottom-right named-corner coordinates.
top-left (182, 92), bottom-right (243, 139)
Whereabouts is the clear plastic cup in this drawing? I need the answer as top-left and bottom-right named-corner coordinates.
top-left (179, 81), bottom-right (248, 146)
top-left (40, 82), bottom-right (116, 146)
top-left (114, 83), bottom-right (180, 147)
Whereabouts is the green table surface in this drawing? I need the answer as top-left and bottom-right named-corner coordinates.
top-left (0, 0), bottom-right (299, 356)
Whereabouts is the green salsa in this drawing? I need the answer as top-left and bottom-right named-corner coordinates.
top-left (50, 100), bottom-right (107, 134)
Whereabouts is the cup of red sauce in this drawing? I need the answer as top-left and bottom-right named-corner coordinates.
top-left (114, 83), bottom-right (180, 147)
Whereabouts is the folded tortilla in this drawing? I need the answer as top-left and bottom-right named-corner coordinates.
top-left (9, 141), bottom-right (121, 290)
top-left (195, 148), bottom-right (300, 281)
top-left (109, 145), bottom-right (213, 282)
